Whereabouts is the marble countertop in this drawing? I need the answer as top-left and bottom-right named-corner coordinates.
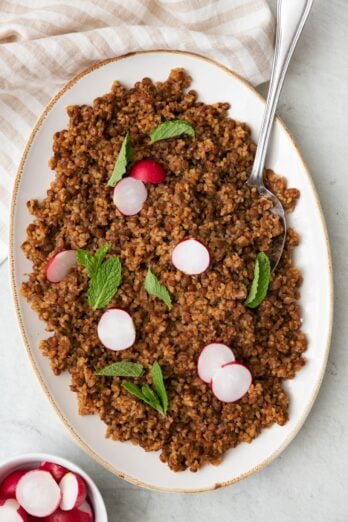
top-left (1, 1), bottom-right (347, 520)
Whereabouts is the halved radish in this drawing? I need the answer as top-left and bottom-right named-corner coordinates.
top-left (197, 343), bottom-right (235, 383)
top-left (172, 239), bottom-right (210, 275)
top-left (78, 500), bottom-right (93, 521)
top-left (0, 498), bottom-right (27, 521)
top-left (211, 362), bottom-right (252, 403)
top-left (43, 506), bottom-right (91, 521)
top-left (113, 177), bottom-right (147, 215)
top-left (46, 250), bottom-right (76, 283)
top-left (0, 470), bottom-right (27, 499)
top-left (130, 160), bottom-right (166, 184)
top-left (39, 462), bottom-right (68, 483)
top-left (97, 308), bottom-right (136, 351)
top-left (59, 472), bottom-right (87, 511)
top-left (16, 470), bottom-right (61, 518)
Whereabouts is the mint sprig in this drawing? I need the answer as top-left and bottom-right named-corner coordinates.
top-left (245, 252), bottom-right (271, 308)
top-left (77, 244), bottom-right (110, 278)
top-left (144, 267), bottom-right (172, 310)
top-left (95, 361), bottom-right (143, 377)
top-left (107, 132), bottom-right (132, 187)
top-left (149, 120), bottom-right (195, 143)
top-left (87, 256), bottom-right (122, 309)
top-left (122, 361), bottom-right (169, 415)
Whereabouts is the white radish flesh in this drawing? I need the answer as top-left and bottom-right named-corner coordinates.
top-left (16, 470), bottom-right (61, 518)
top-left (211, 362), bottom-right (252, 403)
top-left (97, 308), bottom-right (136, 351)
top-left (0, 470), bottom-right (27, 499)
top-left (59, 472), bottom-right (87, 511)
top-left (46, 250), bottom-right (76, 283)
top-left (39, 462), bottom-right (68, 483)
top-left (197, 343), bottom-right (235, 383)
top-left (0, 498), bottom-right (27, 521)
top-left (172, 239), bottom-right (210, 275)
top-left (113, 177), bottom-right (147, 216)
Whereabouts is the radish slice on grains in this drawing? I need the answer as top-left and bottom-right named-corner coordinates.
top-left (197, 343), bottom-right (235, 383)
top-left (97, 308), bottom-right (136, 351)
top-left (46, 250), bottom-right (76, 283)
top-left (39, 462), bottom-right (68, 483)
top-left (211, 362), bottom-right (252, 403)
top-left (59, 473), bottom-right (87, 511)
top-left (0, 470), bottom-right (27, 499)
top-left (0, 498), bottom-right (27, 521)
top-left (130, 159), bottom-right (166, 184)
top-left (172, 239), bottom-right (210, 275)
top-left (16, 470), bottom-right (61, 517)
top-left (113, 177), bottom-right (147, 216)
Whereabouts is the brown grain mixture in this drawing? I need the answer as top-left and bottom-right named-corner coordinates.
top-left (21, 69), bottom-right (307, 472)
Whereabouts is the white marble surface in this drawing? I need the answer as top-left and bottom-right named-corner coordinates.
top-left (1, 1), bottom-right (347, 520)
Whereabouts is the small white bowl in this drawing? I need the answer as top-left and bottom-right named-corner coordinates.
top-left (0, 453), bottom-right (108, 521)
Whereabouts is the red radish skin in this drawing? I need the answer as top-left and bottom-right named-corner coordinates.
top-left (172, 239), bottom-right (210, 275)
top-left (130, 159), bottom-right (166, 184)
top-left (97, 308), bottom-right (136, 351)
top-left (0, 470), bottom-right (27, 499)
top-left (16, 470), bottom-right (61, 518)
top-left (78, 500), bottom-right (94, 521)
top-left (46, 250), bottom-right (76, 283)
top-left (43, 507), bottom-right (92, 522)
top-left (197, 343), bottom-right (235, 384)
top-left (211, 362), bottom-right (252, 403)
top-left (0, 497), bottom-right (27, 521)
top-left (113, 177), bottom-right (147, 216)
top-left (59, 473), bottom-right (87, 511)
top-left (39, 462), bottom-right (68, 483)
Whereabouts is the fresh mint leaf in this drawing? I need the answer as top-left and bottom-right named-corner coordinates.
top-left (107, 132), bottom-right (132, 187)
top-left (95, 361), bottom-right (143, 377)
top-left (141, 384), bottom-right (163, 410)
top-left (77, 244), bottom-right (110, 278)
top-left (245, 252), bottom-right (271, 308)
top-left (149, 120), bottom-right (195, 143)
top-left (151, 361), bottom-right (168, 413)
top-left (144, 267), bottom-right (172, 310)
top-left (87, 256), bottom-right (122, 309)
top-left (122, 382), bottom-right (164, 414)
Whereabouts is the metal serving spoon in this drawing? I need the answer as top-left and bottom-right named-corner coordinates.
top-left (247, 0), bottom-right (313, 270)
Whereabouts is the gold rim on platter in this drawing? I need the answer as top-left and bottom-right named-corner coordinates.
top-left (9, 50), bottom-right (334, 493)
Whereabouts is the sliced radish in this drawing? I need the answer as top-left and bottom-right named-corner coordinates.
top-left (59, 472), bottom-right (87, 511)
top-left (43, 507), bottom-right (91, 522)
top-left (78, 500), bottom-right (93, 521)
top-left (39, 462), bottom-right (68, 483)
top-left (113, 177), bottom-right (147, 215)
top-left (97, 308), bottom-right (136, 351)
top-left (197, 343), bottom-right (235, 383)
top-left (130, 159), bottom-right (166, 184)
top-left (0, 498), bottom-right (27, 521)
top-left (16, 470), bottom-right (61, 518)
top-left (172, 239), bottom-right (210, 275)
top-left (0, 470), bottom-right (27, 499)
top-left (46, 250), bottom-right (76, 283)
top-left (211, 362), bottom-right (252, 403)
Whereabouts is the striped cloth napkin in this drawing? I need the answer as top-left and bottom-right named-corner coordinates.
top-left (0, 0), bottom-right (274, 263)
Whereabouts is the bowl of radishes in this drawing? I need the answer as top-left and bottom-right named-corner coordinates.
top-left (0, 454), bottom-right (107, 521)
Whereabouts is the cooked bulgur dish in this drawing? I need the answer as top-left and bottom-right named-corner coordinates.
top-left (21, 69), bottom-right (306, 472)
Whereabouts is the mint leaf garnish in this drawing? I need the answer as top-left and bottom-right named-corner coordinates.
top-left (149, 120), bottom-right (195, 143)
top-left (245, 252), bottom-right (271, 308)
top-left (151, 361), bottom-right (168, 413)
top-left (87, 256), bottom-right (122, 309)
top-left (144, 267), bottom-right (172, 310)
top-left (107, 132), bottom-right (132, 187)
top-left (77, 244), bottom-right (110, 278)
top-left (122, 362), bottom-right (169, 415)
top-left (95, 361), bottom-right (143, 377)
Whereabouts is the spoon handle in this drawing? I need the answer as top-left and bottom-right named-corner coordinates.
top-left (248, 0), bottom-right (313, 186)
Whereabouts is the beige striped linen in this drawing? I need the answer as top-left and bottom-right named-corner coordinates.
top-left (0, 0), bottom-right (274, 263)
